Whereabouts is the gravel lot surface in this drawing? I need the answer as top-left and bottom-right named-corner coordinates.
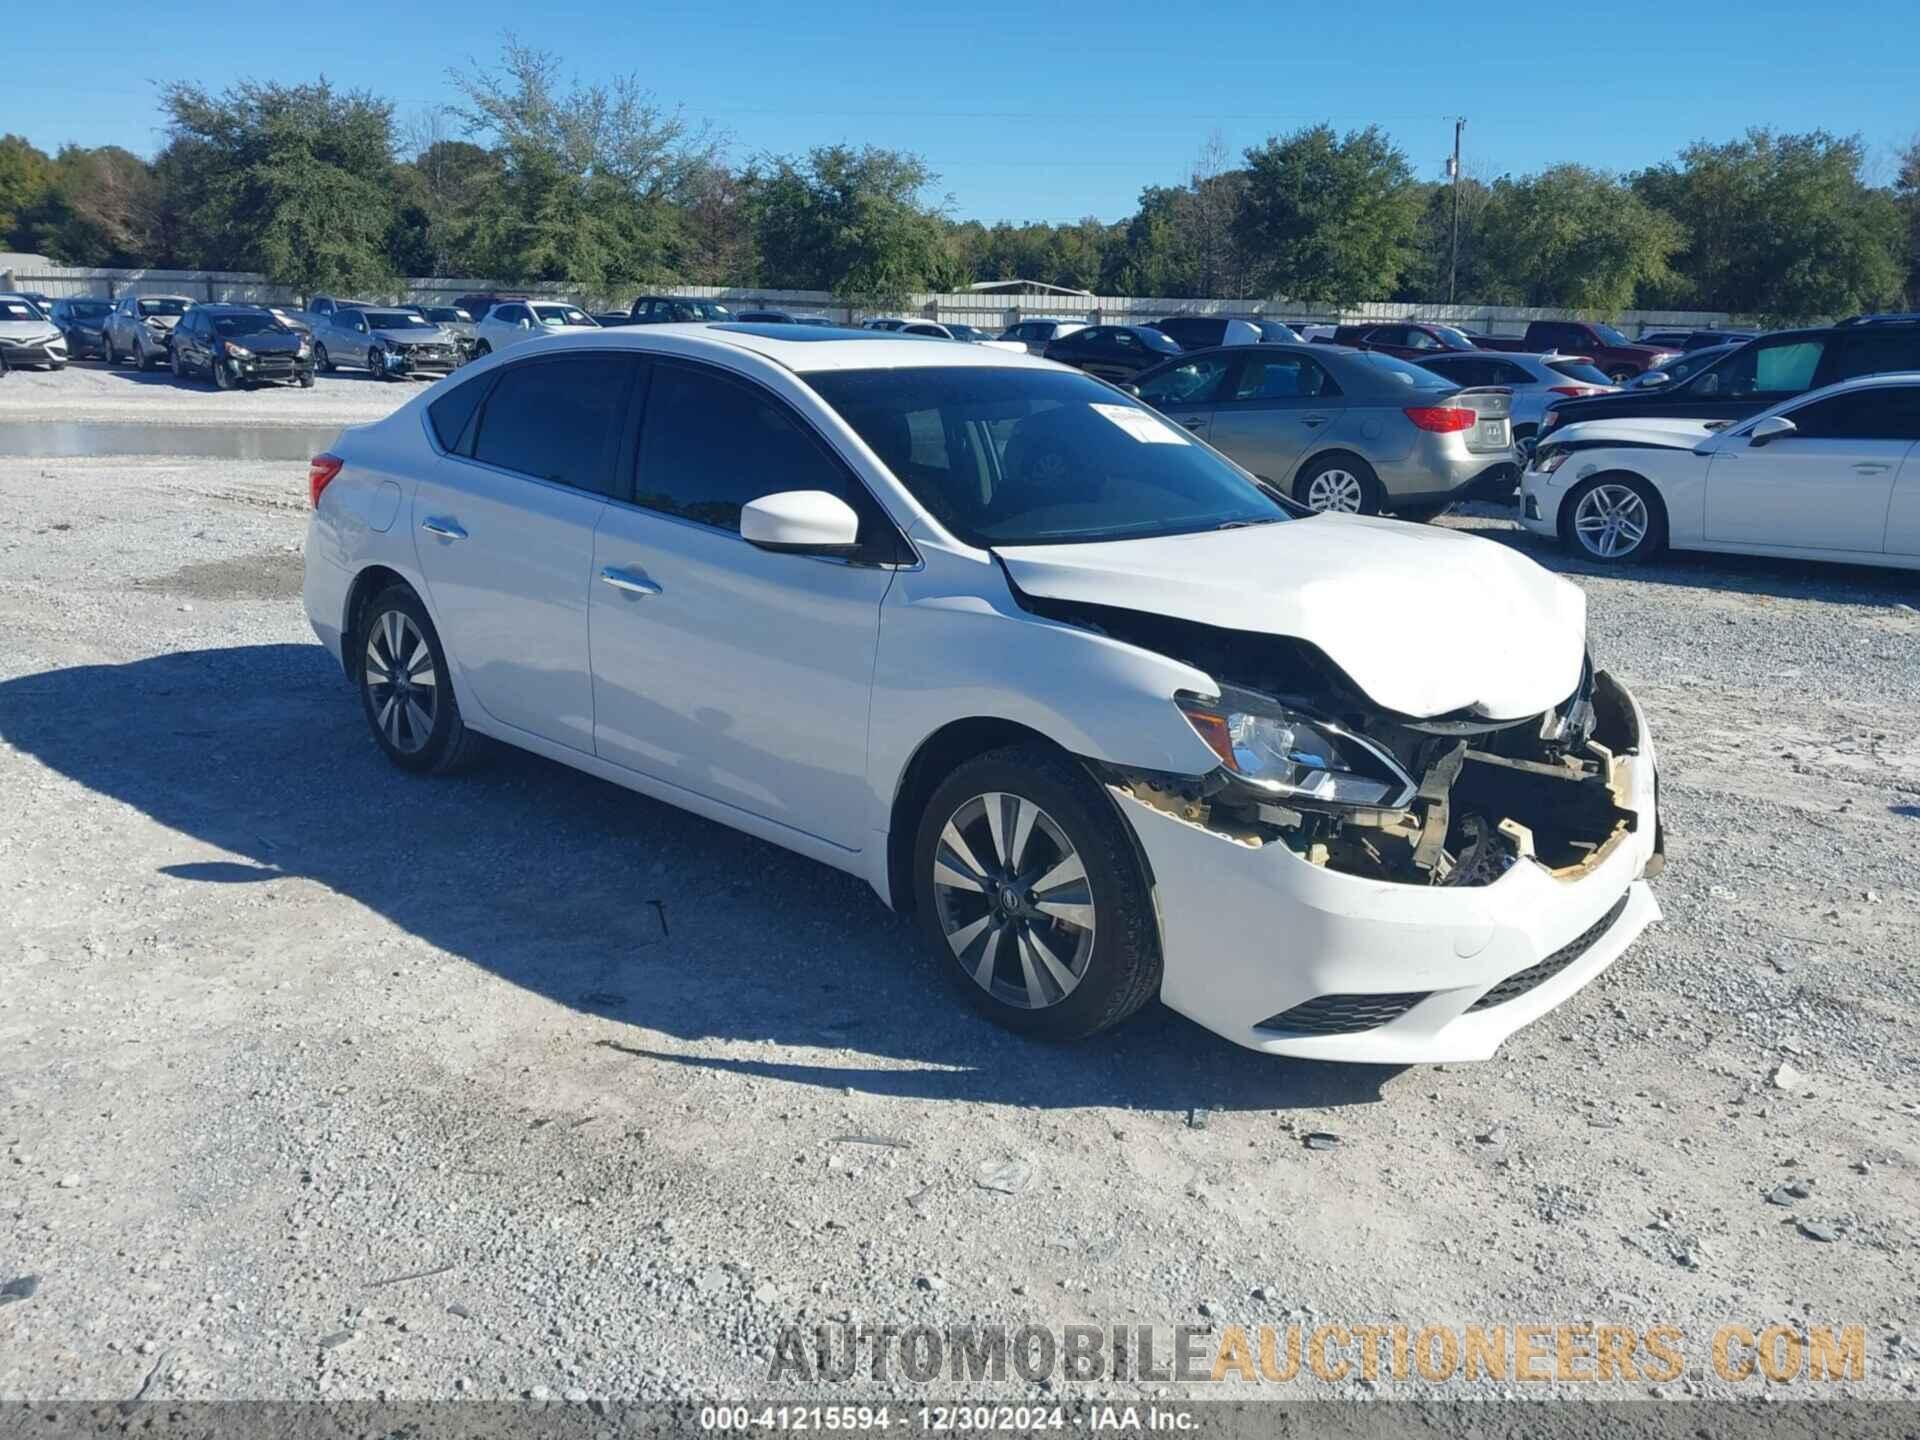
top-left (0, 357), bottom-right (413, 428)
top-left (2, 377), bottom-right (1917, 1408)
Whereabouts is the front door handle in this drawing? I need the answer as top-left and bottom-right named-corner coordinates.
top-left (420, 517), bottom-right (467, 540)
top-left (1179, 416), bottom-right (1207, 430)
top-left (599, 566), bottom-right (662, 597)
top-left (1852, 463), bottom-right (1891, 475)
top-left (1301, 413), bottom-right (1330, 427)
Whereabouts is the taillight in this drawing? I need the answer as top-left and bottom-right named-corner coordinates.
top-left (308, 453), bottom-right (344, 508)
top-left (1548, 385), bottom-right (1599, 397)
top-left (1403, 406), bottom-right (1477, 433)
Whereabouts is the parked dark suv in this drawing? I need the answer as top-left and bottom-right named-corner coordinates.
top-left (1539, 319), bottom-right (1920, 439)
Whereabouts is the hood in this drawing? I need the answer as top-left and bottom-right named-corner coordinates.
top-left (229, 330), bottom-right (304, 354)
top-left (372, 325), bottom-right (454, 345)
top-left (0, 320), bottom-right (62, 342)
top-left (142, 314), bottom-right (182, 331)
top-left (1546, 415), bottom-right (1716, 450)
top-left (996, 515), bottom-right (1586, 720)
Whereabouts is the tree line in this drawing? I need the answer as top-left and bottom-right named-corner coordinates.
top-left (1, 41), bottom-right (1914, 323)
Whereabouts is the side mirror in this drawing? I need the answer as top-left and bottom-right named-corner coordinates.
top-left (740, 490), bottom-right (862, 556)
top-left (1121, 382), bottom-right (1142, 397)
top-left (1638, 370), bottom-right (1671, 388)
top-left (518, 318), bottom-right (532, 330)
top-left (1748, 415), bottom-right (1796, 446)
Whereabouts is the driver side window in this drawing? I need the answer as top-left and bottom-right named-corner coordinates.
top-left (1137, 356), bottom-right (1232, 407)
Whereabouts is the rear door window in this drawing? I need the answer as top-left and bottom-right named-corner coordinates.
top-left (1231, 353), bottom-right (1340, 400)
top-left (428, 372), bottom-right (491, 453)
top-left (1785, 385), bottom-right (1920, 442)
top-left (470, 354), bottom-right (638, 495)
top-left (1825, 329), bottom-right (1920, 384)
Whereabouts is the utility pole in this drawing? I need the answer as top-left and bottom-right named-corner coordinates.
top-left (1448, 116), bottom-right (1466, 305)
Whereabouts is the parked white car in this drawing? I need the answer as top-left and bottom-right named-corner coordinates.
top-left (472, 299), bottom-right (599, 356)
top-left (1521, 372), bottom-right (1920, 569)
top-left (303, 325), bottom-right (1663, 1063)
top-left (0, 292), bottom-right (68, 370)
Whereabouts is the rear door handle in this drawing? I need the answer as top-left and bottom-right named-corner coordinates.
top-left (420, 518), bottom-right (467, 540)
top-left (599, 567), bottom-right (662, 597)
top-left (1852, 463), bottom-right (1891, 475)
top-left (1179, 416), bottom-right (1207, 430)
top-left (1301, 413), bottom-right (1330, 427)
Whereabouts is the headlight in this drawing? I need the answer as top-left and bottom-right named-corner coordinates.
top-left (1534, 448), bottom-right (1572, 477)
top-left (225, 343), bottom-right (253, 359)
top-left (297, 337), bottom-right (311, 355)
top-left (1176, 686), bottom-right (1416, 810)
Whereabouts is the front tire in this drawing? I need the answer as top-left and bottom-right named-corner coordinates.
top-left (1562, 474), bottom-right (1666, 564)
top-left (212, 357), bottom-right (233, 391)
top-left (355, 586), bottom-right (485, 774)
top-left (472, 340), bottom-right (491, 358)
top-left (1295, 454), bottom-right (1383, 515)
top-left (369, 347), bottom-right (392, 381)
top-left (912, 745), bottom-right (1161, 1041)
top-left (101, 336), bottom-right (116, 366)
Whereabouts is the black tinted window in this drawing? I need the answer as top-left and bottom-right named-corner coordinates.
top-left (1827, 330), bottom-right (1920, 383)
top-left (1137, 355), bottom-right (1234, 406)
top-left (1785, 386), bottom-right (1920, 442)
top-left (635, 362), bottom-right (883, 540)
top-left (428, 372), bottom-right (490, 453)
top-left (1232, 353), bottom-right (1339, 399)
top-left (471, 355), bottom-right (636, 493)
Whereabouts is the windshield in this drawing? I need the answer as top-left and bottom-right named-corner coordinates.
top-left (1256, 321), bottom-right (1300, 342)
top-left (424, 307), bottom-right (470, 323)
top-left (364, 310), bottom-right (430, 329)
top-left (213, 313), bottom-right (289, 336)
top-left (947, 324), bottom-right (985, 342)
top-left (1590, 322), bottom-right (1631, 347)
top-left (0, 300), bottom-right (45, 322)
top-left (533, 304), bottom-right (593, 326)
top-left (1354, 351), bottom-right (1457, 391)
top-left (1434, 325), bottom-right (1474, 348)
top-left (138, 298), bottom-right (189, 317)
top-left (1668, 346), bottom-right (1732, 381)
top-left (809, 367), bottom-right (1288, 548)
top-left (69, 301), bottom-right (111, 319)
top-left (1547, 359), bottom-right (1613, 385)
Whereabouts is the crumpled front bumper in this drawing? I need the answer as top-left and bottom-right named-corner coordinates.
top-left (1117, 678), bottom-right (1663, 1063)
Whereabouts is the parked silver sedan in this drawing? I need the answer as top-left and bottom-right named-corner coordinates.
top-left (1409, 350), bottom-right (1617, 453)
top-left (1130, 344), bottom-right (1516, 516)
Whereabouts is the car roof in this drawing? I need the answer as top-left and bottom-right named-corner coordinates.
top-left (476, 322), bottom-right (1057, 375)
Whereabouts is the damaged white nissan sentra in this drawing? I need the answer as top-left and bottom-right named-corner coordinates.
top-left (303, 323), bottom-right (1663, 1063)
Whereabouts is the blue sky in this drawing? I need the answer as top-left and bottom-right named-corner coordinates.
top-left (9, 1), bottom-right (1914, 223)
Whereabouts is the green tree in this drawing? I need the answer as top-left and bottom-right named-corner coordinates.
top-left (158, 79), bottom-right (400, 291)
top-left (26, 146), bottom-right (162, 266)
top-left (1897, 137), bottom-right (1920, 305)
top-left (0, 134), bottom-right (56, 251)
top-left (1633, 130), bottom-right (1903, 322)
top-left (748, 145), bottom-right (950, 300)
top-left (449, 38), bottom-right (713, 289)
top-left (1235, 125), bottom-right (1422, 303)
top-left (1477, 165), bottom-right (1683, 311)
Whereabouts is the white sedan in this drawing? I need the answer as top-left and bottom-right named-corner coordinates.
top-left (1522, 372), bottom-right (1920, 569)
top-left (471, 299), bottom-right (599, 356)
top-left (302, 325), bottom-right (1663, 1063)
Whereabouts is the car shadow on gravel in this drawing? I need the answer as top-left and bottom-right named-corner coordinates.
top-left (1451, 514), bottom-right (1920, 610)
top-left (0, 643), bottom-right (1398, 1116)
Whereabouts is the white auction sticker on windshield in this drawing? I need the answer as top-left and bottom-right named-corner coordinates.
top-left (1089, 403), bottom-right (1190, 444)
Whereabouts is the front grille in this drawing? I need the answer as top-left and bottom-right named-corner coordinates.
top-left (1255, 990), bottom-right (1432, 1037)
top-left (1467, 892), bottom-right (1630, 1012)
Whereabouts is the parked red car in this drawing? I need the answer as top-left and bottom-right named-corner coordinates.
top-left (1472, 320), bottom-right (1681, 382)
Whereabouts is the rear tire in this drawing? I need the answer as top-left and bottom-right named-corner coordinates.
top-left (1606, 366), bottom-right (1636, 385)
top-left (355, 585), bottom-right (486, 775)
top-left (316, 343), bottom-right (334, 373)
top-left (1560, 473), bottom-right (1667, 564)
top-left (101, 336), bottom-right (116, 366)
top-left (1294, 454), bottom-right (1384, 515)
top-left (912, 744), bottom-right (1161, 1041)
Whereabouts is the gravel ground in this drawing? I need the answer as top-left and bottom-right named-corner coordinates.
top-left (2, 386), bottom-right (1918, 1408)
top-left (0, 356), bottom-right (415, 428)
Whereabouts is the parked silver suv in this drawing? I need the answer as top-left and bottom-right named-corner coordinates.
top-left (310, 305), bottom-right (461, 380)
top-left (102, 293), bottom-right (193, 370)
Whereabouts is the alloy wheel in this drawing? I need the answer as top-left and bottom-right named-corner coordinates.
top-left (1572, 483), bottom-right (1650, 559)
top-left (931, 792), bottom-right (1095, 1011)
top-left (1305, 468), bottom-right (1366, 513)
top-left (362, 609), bottom-right (438, 754)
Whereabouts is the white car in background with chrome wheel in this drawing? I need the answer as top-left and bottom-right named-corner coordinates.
top-left (1521, 373), bottom-right (1920, 570)
top-left (304, 325), bottom-right (1663, 1063)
